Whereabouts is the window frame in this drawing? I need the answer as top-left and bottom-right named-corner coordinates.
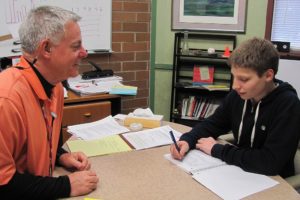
top-left (265, 0), bottom-right (300, 60)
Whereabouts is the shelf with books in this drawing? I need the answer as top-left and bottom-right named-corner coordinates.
top-left (172, 93), bottom-right (223, 125)
top-left (176, 49), bottom-right (231, 60)
top-left (170, 32), bottom-right (236, 126)
top-left (180, 96), bottom-right (220, 119)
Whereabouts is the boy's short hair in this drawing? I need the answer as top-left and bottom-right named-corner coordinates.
top-left (228, 37), bottom-right (279, 77)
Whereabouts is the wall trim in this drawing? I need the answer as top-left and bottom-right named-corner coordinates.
top-left (150, 0), bottom-right (157, 110)
top-left (154, 64), bottom-right (173, 70)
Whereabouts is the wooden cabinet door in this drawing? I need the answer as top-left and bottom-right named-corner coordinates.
top-left (62, 101), bottom-right (111, 142)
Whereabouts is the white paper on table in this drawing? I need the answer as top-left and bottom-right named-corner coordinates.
top-left (113, 114), bottom-right (127, 121)
top-left (192, 165), bottom-right (279, 200)
top-left (122, 125), bottom-right (182, 150)
top-left (67, 115), bottom-right (130, 140)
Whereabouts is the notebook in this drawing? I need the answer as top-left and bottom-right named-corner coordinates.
top-left (164, 150), bottom-right (278, 200)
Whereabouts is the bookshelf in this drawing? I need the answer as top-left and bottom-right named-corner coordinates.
top-left (170, 32), bottom-right (236, 126)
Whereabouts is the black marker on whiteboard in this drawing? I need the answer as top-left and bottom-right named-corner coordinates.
top-left (11, 48), bottom-right (21, 53)
top-left (93, 49), bottom-right (110, 53)
top-left (13, 40), bottom-right (21, 45)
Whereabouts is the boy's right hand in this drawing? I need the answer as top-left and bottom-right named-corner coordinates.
top-left (170, 140), bottom-right (189, 160)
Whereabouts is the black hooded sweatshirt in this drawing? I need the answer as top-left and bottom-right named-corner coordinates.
top-left (180, 80), bottom-right (300, 178)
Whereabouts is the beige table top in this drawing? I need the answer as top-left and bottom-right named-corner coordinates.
top-left (54, 122), bottom-right (300, 200)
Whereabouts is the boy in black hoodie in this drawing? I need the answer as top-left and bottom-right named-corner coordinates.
top-left (170, 37), bottom-right (300, 178)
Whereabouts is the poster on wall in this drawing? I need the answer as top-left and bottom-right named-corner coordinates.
top-left (172, 0), bottom-right (247, 32)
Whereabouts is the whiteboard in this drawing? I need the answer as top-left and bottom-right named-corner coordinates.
top-left (2, 0), bottom-right (112, 53)
top-left (277, 59), bottom-right (300, 95)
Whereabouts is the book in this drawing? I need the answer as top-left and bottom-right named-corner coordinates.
top-left (196, 98), bottom-right (208, 118)
top-left (204, 99), bottom-right (220, 118)
top-left (181, 98), bottom-right (188, 117)
top-left (193, 66), bottom-right (214, 85)
top-left (199, 99), bottom-right (211, 118)
top-left (109, 85), bottom-right (137, 95)
top-left (164, 150), bottom-right (279, 200)
top-left (186, 84), bottom-right (230, 91)
top-left (187, 96), bottom-right (196, 117)
top-left (192, 97), bottom-right (201, 117)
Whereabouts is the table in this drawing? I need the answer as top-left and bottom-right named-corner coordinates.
top-left (54, 122), bottom-right (300, 200)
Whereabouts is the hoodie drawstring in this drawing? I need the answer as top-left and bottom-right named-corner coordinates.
top-left (250, 101), bottom-right (261, 147)
top-left (238, 100), bottom-right (262, 147)
top-left (238, 100), bottom-right (247, 145)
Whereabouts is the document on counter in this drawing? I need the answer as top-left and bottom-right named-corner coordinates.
top-left (67, 75), bottom-right (123, 96)
top-left (68, 80), bottom-right (123, 96)
top-left (122, 125), bottom-right (182, 150)
top-left (67, 116), bottom-right (130, 140)
top-left (165, 150), bottom-right (278, 200)
top-left (109, 85), bottom-right (137, 95)
top-left (67, 135), bottom-right (132, 157)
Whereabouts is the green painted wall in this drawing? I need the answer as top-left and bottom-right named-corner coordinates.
top-left (154, 68), bottom-right (173, 121)
top-left (152, 0), bottom-right (268, 120)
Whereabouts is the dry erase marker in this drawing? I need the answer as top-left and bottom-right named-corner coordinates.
top-left (93, 49), bottom-right (109, 53)
top-left (11, 48), bottom-right (21, 53)
top-left (13, 40), bottom-right (21, 45)
top-left (170, 130), bottom-right (180, 153)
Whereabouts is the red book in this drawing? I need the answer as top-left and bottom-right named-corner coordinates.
top-left (193, 65), bottom-right (214, 85)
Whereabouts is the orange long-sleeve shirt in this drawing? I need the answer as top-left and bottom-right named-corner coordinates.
top-left (0, 56), bottom-right (64, 185)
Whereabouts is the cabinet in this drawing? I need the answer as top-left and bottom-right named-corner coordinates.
top-left (170, 32), bottom-right (236, 127)
top-left (62, 91), bottom-right (121, 142)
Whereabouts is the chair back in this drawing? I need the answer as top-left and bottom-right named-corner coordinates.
top-left (295, 143), bottom-right (300, 174)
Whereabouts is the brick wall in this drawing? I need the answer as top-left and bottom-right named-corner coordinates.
top-left (80, 0), bottom-right (151, 114)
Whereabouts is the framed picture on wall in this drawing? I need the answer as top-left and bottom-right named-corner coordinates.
top-left (172, 0), bottom-right (247, 32)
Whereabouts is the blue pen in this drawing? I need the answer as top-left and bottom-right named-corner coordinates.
top-left (170, 130), bottom-right (180, 153)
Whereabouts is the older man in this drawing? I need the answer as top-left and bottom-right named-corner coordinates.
top-left (0, 6), bottom-right (98, 199)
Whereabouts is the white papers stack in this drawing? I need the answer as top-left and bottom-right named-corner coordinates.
top-left (192, 165), bottom-right (278, 200)
top-left (67, 75), bottom-right (123, 96)
top-left (165, 150), bottom-right (279, 200)
top-left (122, 125), bottom-right (182, 150)
top-left (67, 116), bottom-right (130, 140)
